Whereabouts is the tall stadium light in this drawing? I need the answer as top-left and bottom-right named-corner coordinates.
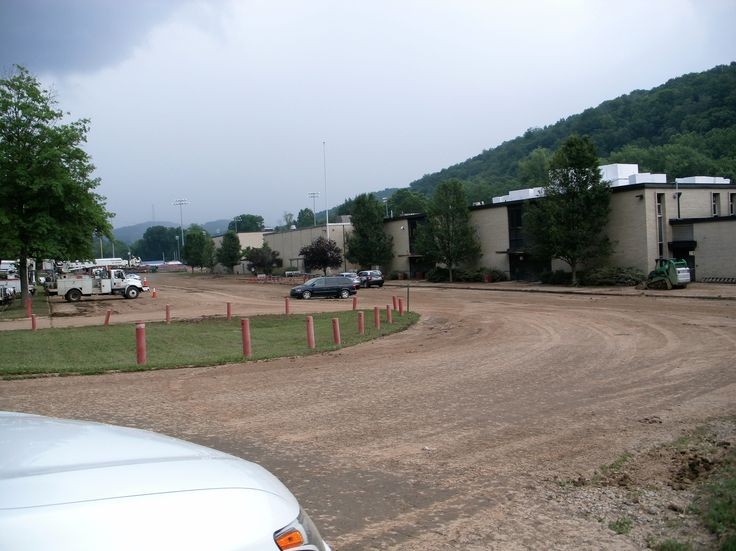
top-left (173, 198), bottom-right (190, 246)
top-left (322, 141), bottom-right (329, 228)
top-left (308, 192), bottom-right (320, 226)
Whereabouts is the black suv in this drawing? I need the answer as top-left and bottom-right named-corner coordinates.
top-left (290, 276), bottom-right (358, 299)
top-left (357, 270), bottom-right (384, 288)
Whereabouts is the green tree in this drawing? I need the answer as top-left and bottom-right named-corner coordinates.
top-left (387, 189), bottom-right (428, 216)
top-left (229, 214), bottom-right (264, 232)
top-left (90, 236), bottom-right (130, 259)
top-left (523, 135), bottom-right (612, 284)
top-left (345, 193), bottom-right (393, 269)
top-left (0, 66), bottom-right (112, 299)
top-left (296, 208), bottom-right (315, 228)
top-left (299, 236), bottom-right (342, 275)
top-left (243, 243), bottom-right (281, 275)
top-left (416, 179), bottom-right (481, 282)
top-left (181, 225), bottom-right (214, 272)
top-left (216, 231), bottom-right (242, 273)
top-left (517, 147), bottom-right (552, 186)
top-left (131, 226), bottom-right (178, 261)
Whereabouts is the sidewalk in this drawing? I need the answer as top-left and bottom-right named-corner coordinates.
top-left (384, 279), bottom-right (736, 300)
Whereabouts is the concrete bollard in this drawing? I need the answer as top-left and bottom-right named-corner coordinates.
top-left (25, 298), bottom-right (32, 318)
top-left (306, 316), bottom-right (316, 349)
top-left (332, 318), bottom-right (341, 346)
top-left (165, 304), bottom-right (171, 324)
top-left (373, 306), bottom-right (381, 330)
top-left (392, 295), bottom-right (398, 310)
top-left (398, 298), bottom-right (404, 316)
top-left (352, 296), bottom-right (358, 311)
top-left (226, 301), bottom-right (232, 320)
top-left (136, 322), bottom-right (147, 365)
top-left (358, 311), bottom-right (365, 334)
top-left (104, 309), bottom-right (112, 326)
top-left (284, 297), bottom-right (290, 315)
top-left (241, 318), bottom-right (252, 358)
top-left (31, 314), bottom-right (37, 331)
top-left (386, 305), bottom-right (393, 324)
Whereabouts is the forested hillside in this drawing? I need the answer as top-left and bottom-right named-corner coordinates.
top-left (408, 62), bottom-right (736, 201)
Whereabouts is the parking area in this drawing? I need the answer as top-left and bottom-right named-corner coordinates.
top-left (1, 274), bottom-right (735, 548)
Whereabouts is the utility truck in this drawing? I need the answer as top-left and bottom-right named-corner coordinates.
top-left (46, 268), bottom-right (149, 302)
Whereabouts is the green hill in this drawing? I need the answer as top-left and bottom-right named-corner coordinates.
top-left (408, 62), bottom-right (736, 200)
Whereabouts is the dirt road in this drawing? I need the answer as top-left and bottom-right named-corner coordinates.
top-left (2, 274), bottom-right (735, 549)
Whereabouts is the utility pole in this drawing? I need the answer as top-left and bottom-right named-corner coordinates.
top-left (322, 141), bottom-right (329, 228)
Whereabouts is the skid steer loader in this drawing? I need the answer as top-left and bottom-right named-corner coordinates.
top-left (641, 258), bottom-right (691, 290)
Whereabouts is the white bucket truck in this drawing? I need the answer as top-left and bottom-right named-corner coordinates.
top-left (46, 268), bottom-right (149, 302)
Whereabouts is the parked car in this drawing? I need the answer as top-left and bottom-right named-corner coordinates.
top-left (338, 272), bottom-right (361, 286)
top-left (357, 270), bottom-right (384, 288)
top-left (0, 411), bottom-right (331, 551)
top-left (290, 276), bottom-right (358, 299)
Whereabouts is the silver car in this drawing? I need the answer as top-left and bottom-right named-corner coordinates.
top-left (0, 412), bottom-right (331, 551)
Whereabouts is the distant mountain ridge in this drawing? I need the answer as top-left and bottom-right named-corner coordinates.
top-left (408, 62), bottom-right (736, 200)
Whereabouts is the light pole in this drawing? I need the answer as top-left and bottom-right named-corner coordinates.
top-left (307, 192), bottom-right (320, 226)
top-left (322, 140), bottom-right (329, 228)
top-left (175, 235), bottom-right (180, 261)
top-left (383, 197), bottom-right (389, 218)
top-left (173, 198), bottom-right (190, 247)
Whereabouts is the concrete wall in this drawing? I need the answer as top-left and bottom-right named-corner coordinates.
top-left (471, 207), bottom-right (510, 274)
top-left (692, 218), bottom-right (736, 278)
top-left (264, 224), bottom-right (357, 273)
top-left (384, 219), bottom-right (411, 274)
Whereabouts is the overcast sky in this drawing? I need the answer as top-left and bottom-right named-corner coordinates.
top-left (2, 0), bottom-right (735, 229)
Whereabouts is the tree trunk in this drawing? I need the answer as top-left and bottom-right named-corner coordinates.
top-left (18, 254), bottom-right (29, 302)
top-left (571, 263), bottom-right (578, 286)
top-left (448, 266), bottom-right (454, 283)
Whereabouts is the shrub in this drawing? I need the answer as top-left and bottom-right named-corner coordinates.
top-left (540, 270), bottom-right (573, 285)
top-left (581, 266), bottom-right (646, 286)
top-left (426, 267), bottom-right (449, 282)
top-left (486, 268), bottom-right (508, 282)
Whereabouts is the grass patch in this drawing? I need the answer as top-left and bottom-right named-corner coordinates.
top-left (0, 310), bottom-right (419, 378)
top-left (700, 448), bottom-right (736, 550)
top-left (608, 515), bottom-right (633, 535)
top-left (0, 290), bottom-right (48, 320)
top-left (652, 540), bottom-right (692, 551)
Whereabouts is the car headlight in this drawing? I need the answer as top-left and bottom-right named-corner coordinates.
top-left (274, 509), bottom-right (330, 551)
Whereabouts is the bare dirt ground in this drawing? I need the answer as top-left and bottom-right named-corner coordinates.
top-left (1, 273), bottom-right (735, 549)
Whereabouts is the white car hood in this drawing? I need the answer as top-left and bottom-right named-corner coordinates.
top-left (0, 412), bottom-right (296, 509)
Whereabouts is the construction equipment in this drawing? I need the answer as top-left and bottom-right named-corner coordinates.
top-left (642, 258), bottom-right (691, 290)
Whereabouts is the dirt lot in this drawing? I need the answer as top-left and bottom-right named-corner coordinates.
top-left (2, 274), bottom-right (735, 549)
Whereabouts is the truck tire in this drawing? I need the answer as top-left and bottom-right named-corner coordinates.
top-left (125, 286), bottom-right (140, 299)
top-left (66, 288), bottom-right (82, 302)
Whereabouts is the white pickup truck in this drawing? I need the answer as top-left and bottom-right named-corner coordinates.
top-left (46, 269), bottom-right (149, 302)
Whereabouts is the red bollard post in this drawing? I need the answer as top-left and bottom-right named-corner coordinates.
top-left (25, 297), bottom-right (32, 318)
top-left (392, 295), bottom-right (398, 310)
top-left (358, 311), bottom-right (365, 334)
top-left (226, 301), bottom-right (232, 320)
top-left (386, 305), bottom-right (393, 324)
top-left (398, 298), bottom-right (404, 316)
top-left (31, 314), bottom-right (37, 331)
top-left (104, 309), bottom-right (112, 326)
top-left (352, 296), bottom-right (358, 311)
top-left (284, 297), bottom-right (290, 315)
top-left (373, 306), bottom-right (381, 330)
top-left (136, 322), bottom-right (147, 365)
top-left (306, 316), bottom-right (316, 349)
top-left (241, 318), bottom-right (252, 358)
top-left (165, 304), bottom-right (171, 324)
top-left (332, 318), bottom-right (341, 346)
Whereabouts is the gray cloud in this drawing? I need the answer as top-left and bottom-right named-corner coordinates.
top-left (0, 0), bottom-right (181, 73)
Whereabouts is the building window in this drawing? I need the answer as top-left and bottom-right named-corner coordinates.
top-left (712, 192), bottom-right (721, 216)
top-left (656, 193), bottom-right (665, 258)
top-left (730, 193), bottom-right (736, 216)
top-left (507, 204), bottom-right (524, 250)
